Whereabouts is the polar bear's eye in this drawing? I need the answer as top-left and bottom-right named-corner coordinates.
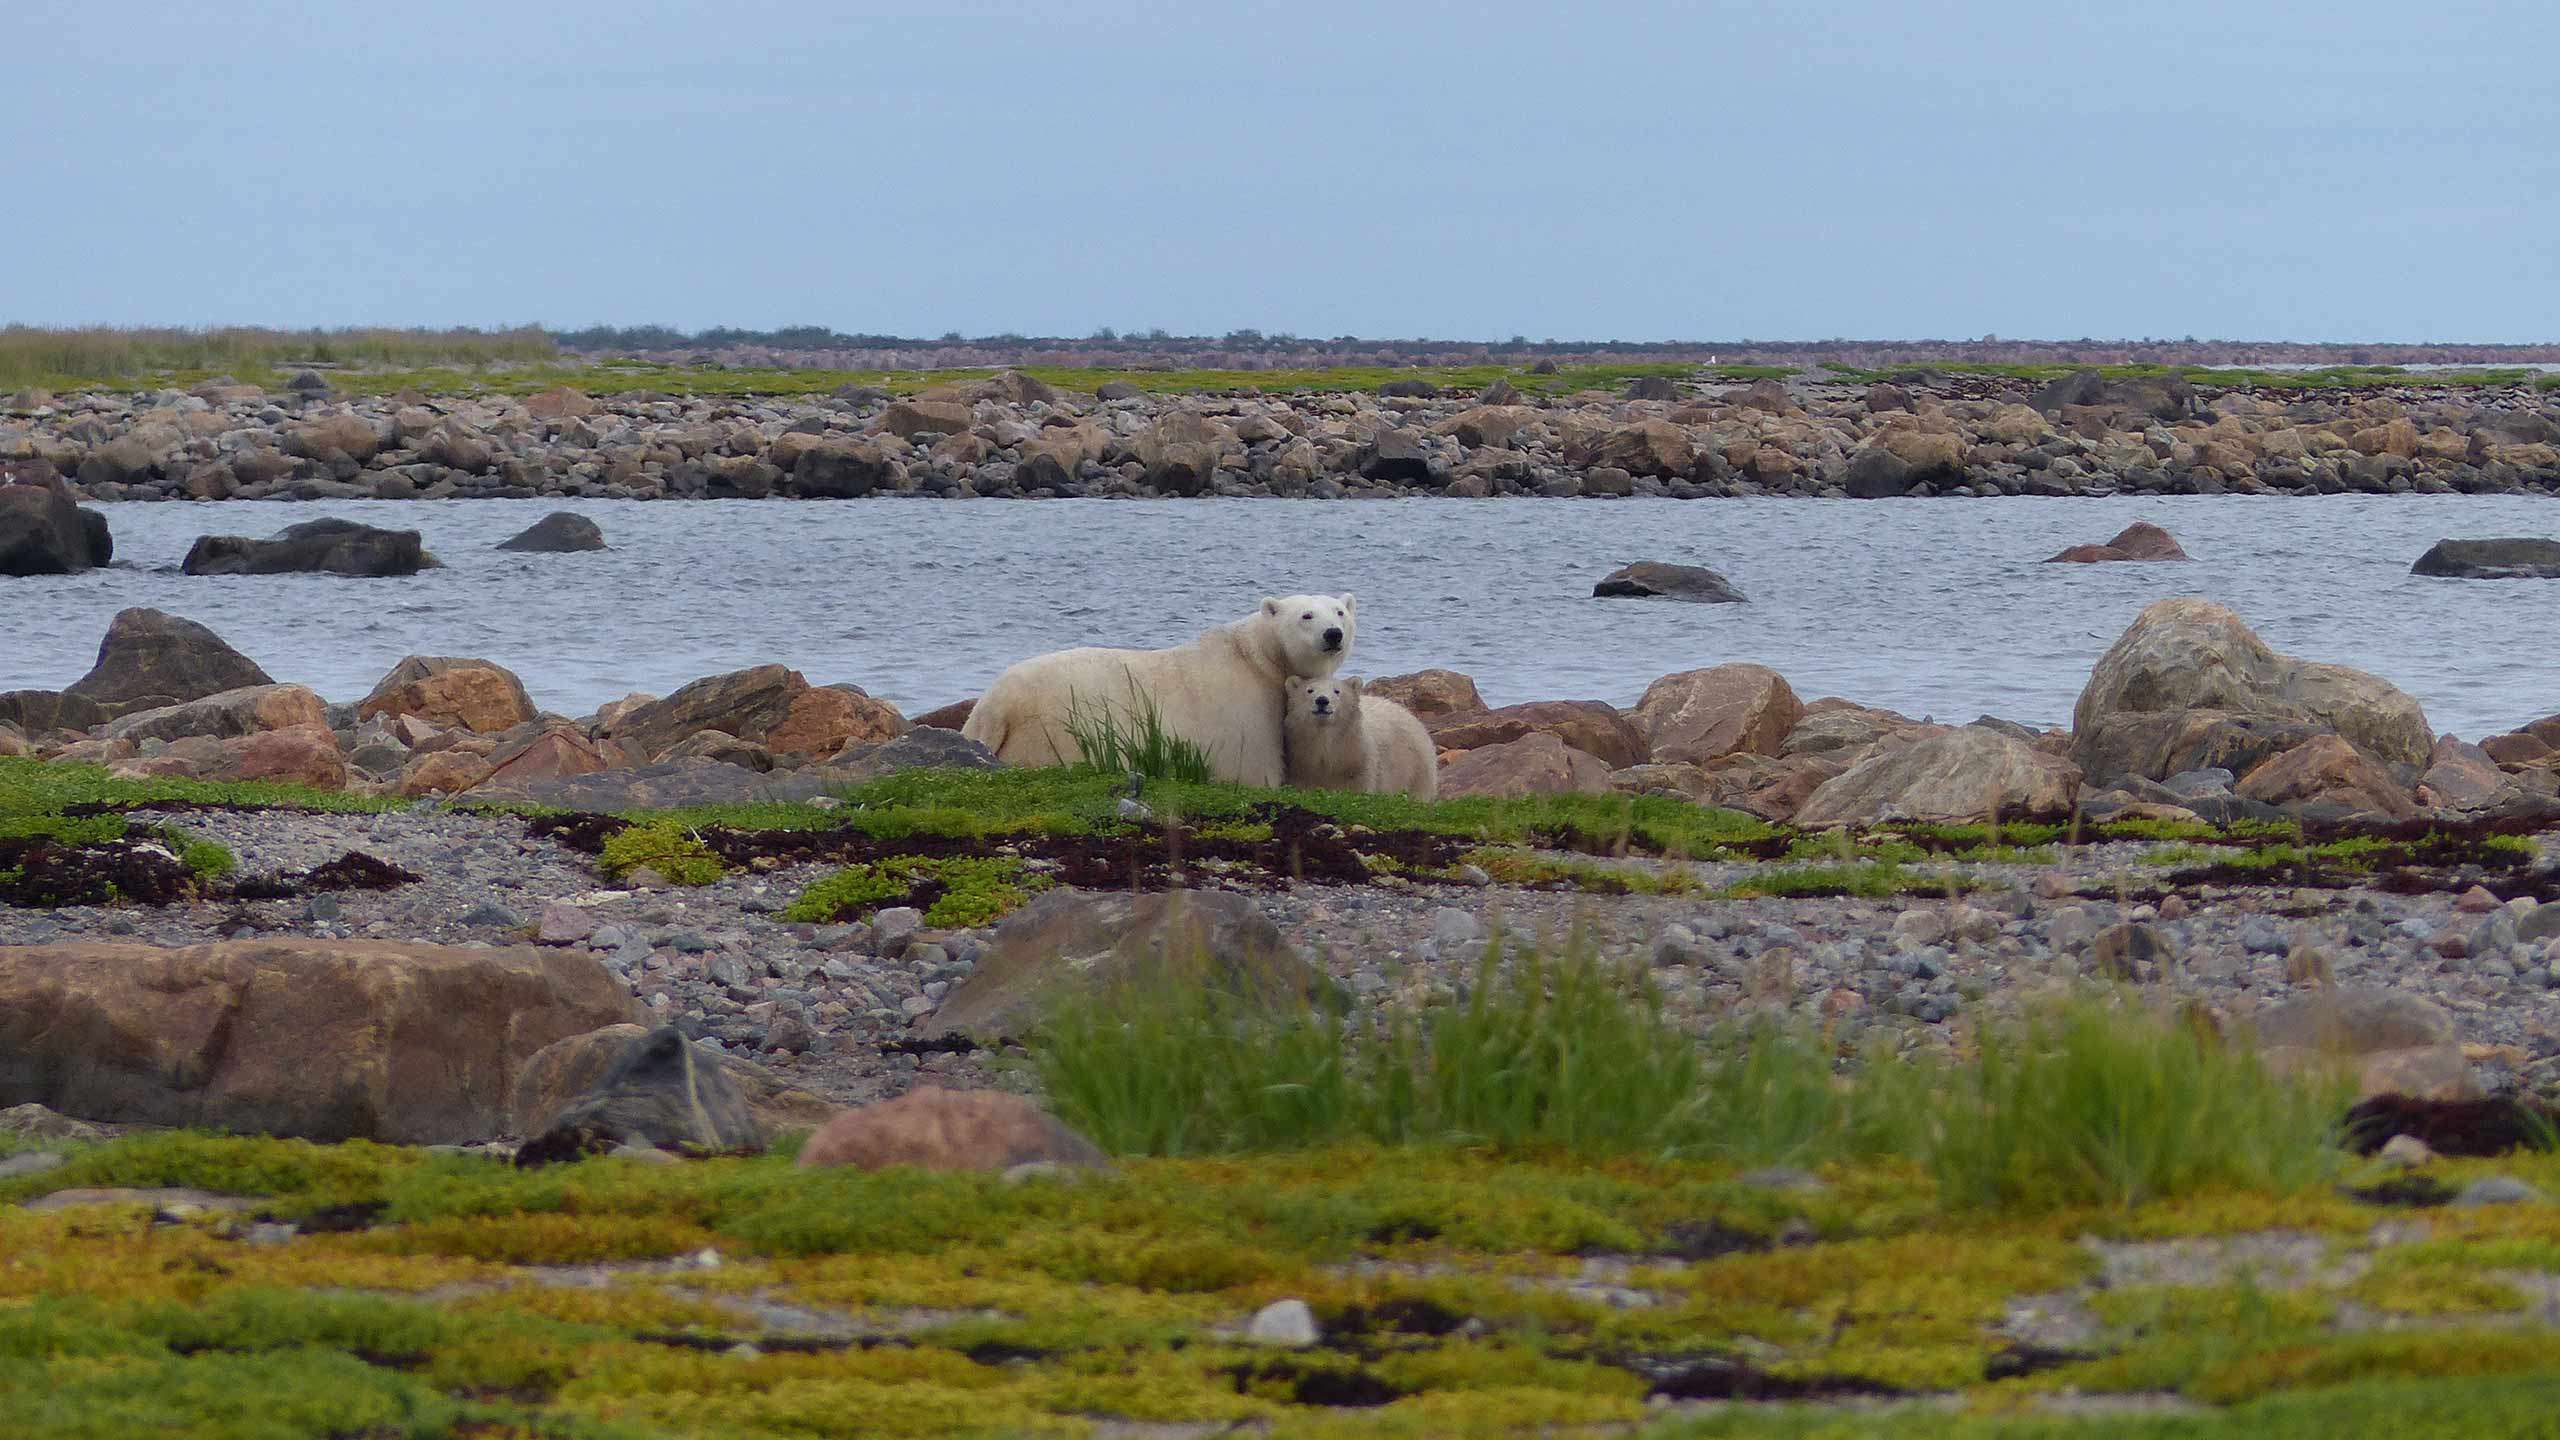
top-left (1301, 612), bottom-right (1313, 620)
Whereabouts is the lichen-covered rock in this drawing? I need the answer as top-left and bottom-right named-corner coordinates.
top-left (2072, 599), bottom-right (2432, 773)
top-left (513, 1024), bottom-right (768, 1165)
top-left (1794, 725), bottom-right (2081, 826)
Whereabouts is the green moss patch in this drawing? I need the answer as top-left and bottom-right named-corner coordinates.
top-left (784, 855), bottom-right (1048, 928)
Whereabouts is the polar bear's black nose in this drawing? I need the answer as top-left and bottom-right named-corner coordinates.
top-left (1313, 695), bottom-right (1331, 714)
top-left (1322, 627), bottom-right (1343, 649)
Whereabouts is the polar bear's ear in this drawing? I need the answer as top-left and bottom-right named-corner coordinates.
top-left (1262, 596), bottom-right (1282, 616)
top-left (1339, 593), bottom-right (1356, 616)
top-left (1342, 675), bottom-right (1365, 696)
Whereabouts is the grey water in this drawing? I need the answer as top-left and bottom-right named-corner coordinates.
top-left (8, 496), bottom-right (2558, 739)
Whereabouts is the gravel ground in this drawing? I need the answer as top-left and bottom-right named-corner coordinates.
top-left (7, 807), bottom-right (2558, 1108)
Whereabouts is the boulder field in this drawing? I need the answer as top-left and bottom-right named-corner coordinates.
top-left (8, 366), bottom-right (2560, 503)
top-left (6, 598), bottom-right (2555, 831)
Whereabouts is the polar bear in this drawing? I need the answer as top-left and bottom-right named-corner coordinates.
top-left (1283, 675), bottom-right (1438, 800)
top-left (962, 594), bottom-right (1355, 787)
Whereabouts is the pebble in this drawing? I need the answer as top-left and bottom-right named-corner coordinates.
top-left (0, 1151), bottom-right (65, 1181)
top-left (2452, 1176), bottom-right (2544, 1208)
top-left (2375, 1134), bottom-right (2435, 1168)
top-left (1247, 1298), bottom-right (1321, 1348)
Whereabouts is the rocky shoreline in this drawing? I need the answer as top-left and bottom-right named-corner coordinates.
top-left (6, 595), bottom-right (2560, 1131)
top-left (7, 365), bottom-right (2560, 505)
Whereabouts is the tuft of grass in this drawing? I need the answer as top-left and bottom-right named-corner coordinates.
top-left (1060, 693), bottom-right (1216, 785)
top-left (176, 839), bottom-right (235, 880)
top-left (1462, 847), bottom-right (1700, 895)
top-left (0, 757), bottom-right (394, 820)
top-left (596, 822), bottom-right (724, 886)
top-left (782, 855), bottom-right (1047, 928)
top-left (1907, 998), bottom-right (2352, 1211)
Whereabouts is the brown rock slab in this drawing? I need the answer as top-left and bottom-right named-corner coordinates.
top-left (104, 684), bottom-right (327, 745)
top-left (797, 1088), bottom-right (1108, 1173)
top-left (2235, 735), bottom-right (2419, 820)
top-left (1427, 700), bottom-right (1647, 770)
top-left (1633, 663), bottom-right (1804, 765)
top-left (2041, 521), bottom-right (2190, 564)
top-left (1436, 732), bottom-right (1613, 798)
top-left (357, 656), bottom-right (538, 735)
top-left (1362, 669), bottom-right (1485, 720)
top-left (765, 684), bottom-right (906, 759)
top-left (0, 940), bottom-right (640, 1143)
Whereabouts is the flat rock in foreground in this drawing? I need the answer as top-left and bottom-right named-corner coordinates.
top-left (0, 939), bottom-right (639, 1144)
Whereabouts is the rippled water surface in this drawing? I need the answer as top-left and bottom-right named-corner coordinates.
top-left (10, 496), bottom-right (2559, 737)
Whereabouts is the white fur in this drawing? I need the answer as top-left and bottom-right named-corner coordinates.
top-left (963, 594), bottom-right (1355, 786)
top-left (1283, 675), bottom-right (1438, 800)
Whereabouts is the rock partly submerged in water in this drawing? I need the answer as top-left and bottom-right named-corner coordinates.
top-left (1591, 560), bottom-right (1747, 603)
top-left (182, 518), bottom-right (439, 577)
top-left (2411, 537), bottom-right (2560, 579)
top-left (495, 511), bottom-right (607, 553)
top-left (2043, 520), bottom-right (2191, 563)
top-left (0, 482), bottom-right (112, 576)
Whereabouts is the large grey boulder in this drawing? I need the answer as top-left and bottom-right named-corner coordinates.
top-left (2072, 599), bottom-right (2432, 779)
top-left (1795, 725), bottom-right (2081, 826)
top-left (513, 1024), bottom-right (768, 1165)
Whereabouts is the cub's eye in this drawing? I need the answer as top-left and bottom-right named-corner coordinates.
top-left (1301, 612), bottom-right (1313, 620)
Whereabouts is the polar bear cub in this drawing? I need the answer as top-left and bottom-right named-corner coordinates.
top-left (1283, 675), bottom-right (1438, 800)
top-left (962, 594), bottom-right (1354, 787)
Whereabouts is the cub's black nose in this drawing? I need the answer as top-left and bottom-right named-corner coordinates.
top-left (1313, 696), bottom-right (1332, 714)
top-left (1323, 627), bottom-right (1343, 648)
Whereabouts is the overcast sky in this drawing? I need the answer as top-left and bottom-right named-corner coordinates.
top-left (8, 0), bottom-right (2554, 341)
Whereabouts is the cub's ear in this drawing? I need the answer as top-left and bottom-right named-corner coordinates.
top-left (1262, 596), bottom-right (1282, 616)
top-left (1339, 592), bottom-right (1356, 615)
top-left (1342, 676), bottom-right (1365, 695)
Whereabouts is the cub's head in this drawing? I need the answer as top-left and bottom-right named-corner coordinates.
top-left (1261, 593), bottom-right (1356, 676)
top-left (1287, 674), bottom-right (1364, 727)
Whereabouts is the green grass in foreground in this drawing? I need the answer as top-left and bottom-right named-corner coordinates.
top-left (1036, 951), bottom-right (2351, 1211)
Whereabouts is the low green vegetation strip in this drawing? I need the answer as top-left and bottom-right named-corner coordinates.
top-left (1822, 359), bottom-right (2549, 392)
top-left (5, 985), bottom-right (2556, 1440)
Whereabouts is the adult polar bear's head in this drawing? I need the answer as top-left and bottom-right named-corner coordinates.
top-left (1259, 593), bottom-right (1356, 678)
